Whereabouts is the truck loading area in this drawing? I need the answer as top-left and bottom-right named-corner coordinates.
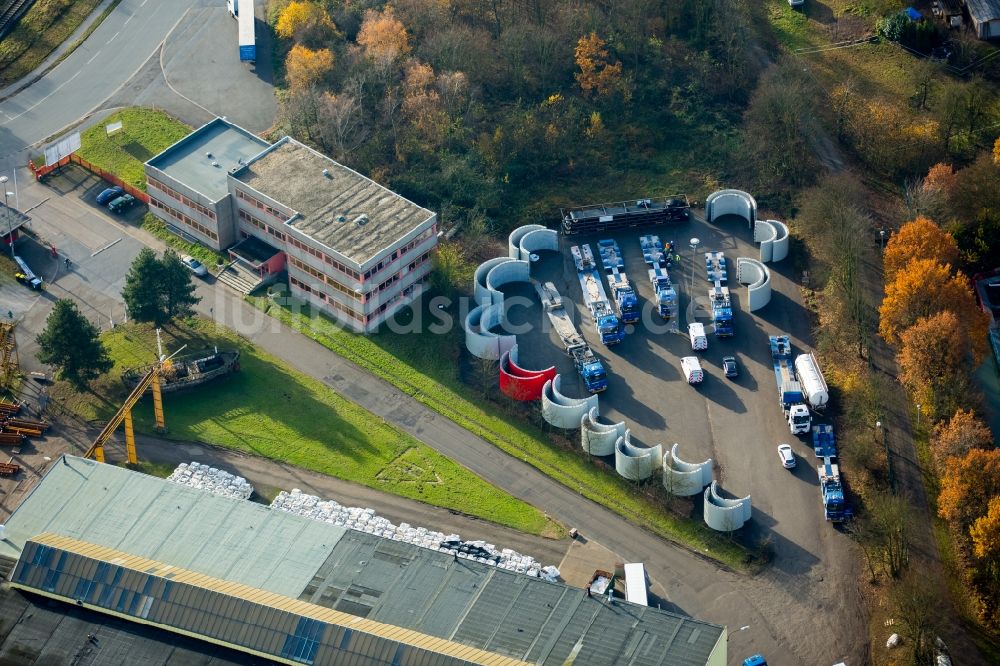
top-left (498, 207), bottom-right (853, 579)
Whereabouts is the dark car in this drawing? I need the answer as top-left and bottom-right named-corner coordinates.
top-left (722, 356), bottom-right (738, 378)
top-left (96, 186), bottom-right (124, 205)
top-left (107, 194), bottom-right (136, 214)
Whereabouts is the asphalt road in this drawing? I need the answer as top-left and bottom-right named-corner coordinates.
top-left (6, 168), bottom-right (867, 665)
top-left (0, 0), bottom-right (196, 160)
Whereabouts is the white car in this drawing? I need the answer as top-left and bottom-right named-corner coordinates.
top-left (777, 444), bottom-right (796, 469)
top-left (181, 254), bottom-right (208, 277)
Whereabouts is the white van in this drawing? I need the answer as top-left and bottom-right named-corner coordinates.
top-left (688, 322), bottom-right (707, 351)
top-left (681, 357), bottom-right (704, 384)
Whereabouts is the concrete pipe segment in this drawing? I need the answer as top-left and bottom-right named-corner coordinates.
top-left (507, 224), bottom-right (554, 260)
top-left (662, 443), bottom-right (714, 497)
top-left (736, 257), bottom-right (772, 312)
top-left (706, 189), bottom-right (757, 229)
top-left (517, 228), bottom-right (558, 262)
top-left (464, 302), bottom-right (516, 360)
top-left (753, 219), bottom-right (790, 263)
top-left (541, 375), bottom-right (599, 429)
top-left (614, 431), bottom-right (663, 482)
top-left (499, 345), bottom-right (556, 402)
top-left (473, 256), bottom-right (515, 306)
top-left (580, 406), bottom-right (626, 457)
top-left (703, 481), bottom-right (752, 532)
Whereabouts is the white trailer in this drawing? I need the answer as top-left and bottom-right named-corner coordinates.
top-left (623, 562), bottom-right (648, 607)
top-left (237, 0), bottom-right (256, 62)
top-left (681, 357), bottom-right (704, 384)
top-left (688, 322), bottom-right (707, 351)
top-left (794, 352), bottom-right (829, 410)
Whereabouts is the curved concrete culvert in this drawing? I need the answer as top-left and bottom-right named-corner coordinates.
top-left (473, 257), bottom-right (514, 306)
top-left (580, 406), bottom-right (626, 457)
top-left (736, 257), bottom-right (772, 312)
top-left (518, 228), bottom-right (559, 262)
top-left (703, 481), bottom-right (752, 532)
top-left (614, 431), bottom-right (663, 482)
top-left (499, 345), bottom-right (556, 402)
top-left (507, 224), bottom-right (547, 260)
top-left (541, 375), bottom-right (599, 429)
top-left (754, 220), bottom-right (777, 263)
top-left (706, 189), bottom-right (757, 230)
top-left (662, 443), bottom-right (713, 497)
top-left (463, 303), bottom-right (515, 360)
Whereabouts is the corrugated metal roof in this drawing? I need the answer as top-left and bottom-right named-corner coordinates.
top-left (0, 456), bottom-right (345, 596)
top-left (966, 0), bottom-right (1000, 21)
top-left (0, 458), bottom-right (725, 665)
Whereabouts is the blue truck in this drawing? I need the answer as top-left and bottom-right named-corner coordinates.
top-left (648, 267), bottom-right (677, 320)
top-left (572, 244), bottom-right (624, 345)
top-left (818, 457), bottom-right (847, 522)
top-left (534, 281), bottom-right (607, 393)
top-left (769, 334), bottom-right (812, 435)
top-left (708, 283), bottom-right (734, 337)
top-left (597, 240), bottom-right (639, 324)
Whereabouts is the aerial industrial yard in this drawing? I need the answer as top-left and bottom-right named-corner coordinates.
top-left (1, 0), bottom-right (999, 665)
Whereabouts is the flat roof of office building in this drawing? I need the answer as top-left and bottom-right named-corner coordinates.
top-left (234, 138), bottom-right (435, 267)
top-left (1, 457), bottom-right (726, 666)
top-left (146, 118), bottom-right (270, 201)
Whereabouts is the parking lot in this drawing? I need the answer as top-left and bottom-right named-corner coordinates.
top-left (502, 211), bottom-right (862, 655)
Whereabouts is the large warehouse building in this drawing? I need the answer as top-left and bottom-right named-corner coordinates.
top-left (145, 118), bottom-right (438, 332)
top-left (0, 457), bottom-right (726, 666)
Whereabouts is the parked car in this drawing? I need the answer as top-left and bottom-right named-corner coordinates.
top-left (722, 356), bottom-right (738, 378)
top-left (777, 444), bottom-right (796, 469)
top-left (743, 657), bottom-right (767, 666)
top-left (107, 194), bottom-right (136, 214)
top-left (180, 254), bottom-right (208, 277)
top-left (96, 186), bottom-right (124, 205)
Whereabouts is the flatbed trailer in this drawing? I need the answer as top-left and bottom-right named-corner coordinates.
top-left (572, 245), bottom-right (624, 345)
top-left (535, 281), bottom-right (608, 392)
top-left (705, 251), bottom-right (727, 284)
top-left (561, 196), bottom-right (690, 235)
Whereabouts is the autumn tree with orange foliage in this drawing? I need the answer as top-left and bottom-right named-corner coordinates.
top-left (276, 1), bottom-right (333, 41)
top-left (930, 408), bottom-right (994, 473)
top-left (968, 496), bottom-right (1000, 628)
top-left (574, 33), bottom-right (623, 98)
top-left (878, 258), bottom-right (987, 353)
top-left (897, 312), bottom-right (974, 420)
top-left (971, 496), bottom-right (1000, 560)
top-left (938, 448), bottom-right (1000, 528)
top-left (923, 163), bottom-right (957, 198)
top-left (882, 216), bottom-right (959, 281)
top-left (285, 44), bottom-right (334, 91)
top-left (357, 7), bottom-right (410, 67)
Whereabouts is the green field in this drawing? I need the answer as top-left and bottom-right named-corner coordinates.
top-left (0, 0), bottom-right (104, 87)
top-left (76, 108), bottom-right (191, 190)
top-left (62, 319), bottom-right (557, 536)
top-left (251, 294), bottom-right (751, 569)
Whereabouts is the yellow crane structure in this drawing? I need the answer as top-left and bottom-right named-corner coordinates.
top-left (84, 332), bottom-right (183, 465)
top-left (0, 321), bottom-right (18, 390)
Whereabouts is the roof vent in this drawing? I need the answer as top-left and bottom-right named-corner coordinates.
top-left (335, 215), bottom-right (346, 223)
top-left (355, 214), bottom-right (370, 226)
top-left (206, 152), bottom-right (213, 158)
top-left (237, 157), bottom-right (245, 165)
top-left (212, 161), bottom-right (220, 167)
top-left (322, 169), bottom-right (331, 178)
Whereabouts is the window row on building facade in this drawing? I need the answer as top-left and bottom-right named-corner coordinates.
top-left (151, 197), bottom-right (219, 241)
top-left (148, 177), bottom-right (217, 220)
top-left (235, 188), bottom-right (287, 222)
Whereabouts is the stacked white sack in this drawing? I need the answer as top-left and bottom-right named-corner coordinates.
top-left (167, 462), bottom-right (254, 500)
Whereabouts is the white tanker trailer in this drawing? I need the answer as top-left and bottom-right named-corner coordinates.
top-left (794, 352), bottom-right (829, 410)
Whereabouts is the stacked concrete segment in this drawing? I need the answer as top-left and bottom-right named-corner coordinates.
top-left (580, 406), bottom-right (626, 456)
top-left (753, 219), bottom-right (790, 263)
top-left (662, 443), bottom-right (713, 497)
top-left (499, 344), bottom-right (556, 401)
top-left (473, 256), bottom-right (514, 306)
top-left (508, 224), bottom-right (558, 261)
top-left (706, 189), bottom-right (757, 229)
top-left (508, 224), bottom-right (546, 259)
top-left (736, 257), bottom-right (772, 312)
top-left (464, 303), bottom-right (515, 360)
top-left (703, 481), bottom-right (752, 531)
top-left (614, 431), bottom-right (664, 481)
top-left (541, 375), bottom-right (599, 429)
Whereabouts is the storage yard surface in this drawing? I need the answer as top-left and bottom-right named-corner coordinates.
top-left (506, 212), bottom-right (859, 634)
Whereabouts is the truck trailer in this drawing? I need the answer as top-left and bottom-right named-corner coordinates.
top-left (705, 251), bottom-right (727, 284)
top-left (639, 234), bottom-right (674, 269)
top-left (708, 282), bottom-right (734, 337)
top-left (535, 281), bottom-right (607, 393)
top-left (597, 240), bottom-right (639, 325)
top-left (648, 267), bottom-right (677, 320)
top-left (561, 196), bottom-right (690, 236)
top-left (229, 0), bottom-right (256, 62)
top-left (794, 352), bottom-right (829, 410)
top-left (572, 244), bottom-right (624, 345)
top-left (769, 334), bottom-right (811, 435)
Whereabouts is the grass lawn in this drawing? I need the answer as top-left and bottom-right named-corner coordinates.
top-left (76, 108), bottom-right (191, 190)
top-left (140, 213), bottom-right (227, 268)
top-left (56, 318), bottom-right (556, 537)
top-left (0, 0), bottom-right (104, 87)
top-left (250, 293), bottom-right (752, 570)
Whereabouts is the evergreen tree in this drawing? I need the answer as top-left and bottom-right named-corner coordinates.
top-left (36, 300), bottom-right (113, 391)
top-left (122, 248), bottom-right (165, 325)
top-left (161, 250), bottom-right (201, 322)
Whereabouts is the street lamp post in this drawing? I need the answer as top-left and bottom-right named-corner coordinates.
top-left (0, 176), bottom-right (12, 259)
top-left (879, 229), bottom-right (885, 251)
top-left (916, 404), bottom-right (921, 428)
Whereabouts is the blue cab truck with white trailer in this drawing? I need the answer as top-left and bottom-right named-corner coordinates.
top-left (648, 267), bottom-right (677, 320)
top-left (572, 244), bottom-right (624, 345)
top-left (228, 0), bottom-right (256, 62)
top-left (597, 239), bottom-right (640, 325)
top-left (704, 251), bottom-right (733, 337)
top-left (769, 334), bottom-right (812, 435)
top-left (812, 424), bottom-right (849, 522)
top-left (535, 281), bottom-right (607, 393)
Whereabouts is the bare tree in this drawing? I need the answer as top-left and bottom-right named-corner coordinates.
top-left (890, 573), bottom-right (941, 664)
top-left (317, 92), bottom-right (368, 160)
